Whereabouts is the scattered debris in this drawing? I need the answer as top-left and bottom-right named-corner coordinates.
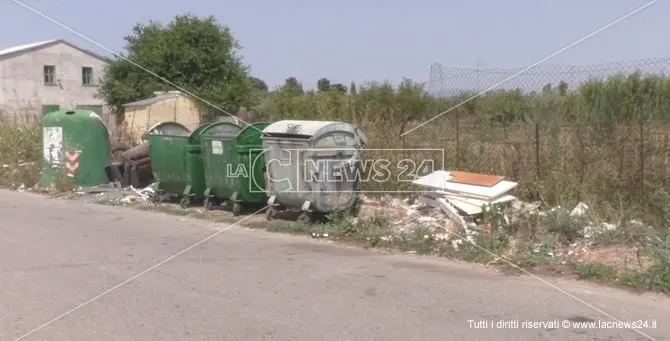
top-left (311, 232), bottom-right (329, 238)
top-left (361, 194), bottom-right (376, 204)
top-left (2, 161), bottom-right (36, 169)
top-left (570, 202), bottom-right (589, 217)
top-left (131, 182), bottom-right (157, 200)
top-left (582, 222), bottom-right (617, 238)
top-left (120, 194), bottom-right (140, 204)
top-left (510, 199), bottom-right (541, 216)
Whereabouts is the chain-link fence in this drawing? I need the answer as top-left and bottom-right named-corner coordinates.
top-left (427, 58), bottom-right (670, 95)
top-left (415, 59), bottom-right (670, 208)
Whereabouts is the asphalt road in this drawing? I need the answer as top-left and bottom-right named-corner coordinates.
top-left (0, 190), bottom-right (668, 341)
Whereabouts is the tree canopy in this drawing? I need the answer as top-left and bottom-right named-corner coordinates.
top-left (317, 78), bottom-right (331, 92)
top-left (250, 77), bottom-right (268, 92)
top-left (99, 14), bottom-right (253, 119)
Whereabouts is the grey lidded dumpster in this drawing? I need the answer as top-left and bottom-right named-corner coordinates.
top-left (147, 121), bottom-right (211, 207)
top-left (261, 120), bottom-right (367, 222)
top-left (40, 109), bottom-right (112, 187)
top-left (199, 121), bottom-right (242, 210)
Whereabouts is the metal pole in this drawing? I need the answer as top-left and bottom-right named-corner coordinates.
top-left (535, 123), bottom-right (541, 179)
top-left (455, 109), bottom-right (460, 169)
top-left (639, 108), bottom-right (644, 200)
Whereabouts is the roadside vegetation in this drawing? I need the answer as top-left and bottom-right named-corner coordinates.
top-left (1, 13), bottom-right (669, 293)
top-left (0, 112), bottom-right (40, 189)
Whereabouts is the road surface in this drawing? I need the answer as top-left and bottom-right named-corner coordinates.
top-left (0, 189), bottom-right (667, 341)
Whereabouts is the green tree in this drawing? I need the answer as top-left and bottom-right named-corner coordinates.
top-left (394, 78), bottom-right (430, 135)
top-left (317, 78), bottom-right (331, 92)
top-left (331, 83), bottom-right (347, 94)
top-left (281, 77), bottom-right (304, 96)
top-left (99, 14), bottom-right (252, 120)
top-left (354, 79), bottom-right (428, 135)
top-left (250, 77), bottom-right (268, 92)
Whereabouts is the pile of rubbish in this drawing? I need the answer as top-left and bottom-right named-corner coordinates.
top-left (360, 170), bottom-right (628, 249)
top-left (412, 170), bottom-right (518, 216)
top-left (101, 182), bottom-right (158, 205)
top-left (409, 170), bottom-right (518, 235)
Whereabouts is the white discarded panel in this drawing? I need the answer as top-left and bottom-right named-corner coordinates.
top-left (413, 171), bottom-right (518, 200)
top-left (443, 193), bottom-right (517, 215)
top-left (211, 140), bottom-right (223, 155)
top-left (43, 126), bottom-right (63, 167)
top-left (418, 193), bottom-right (469, 231)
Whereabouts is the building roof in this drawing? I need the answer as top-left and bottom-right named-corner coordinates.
top-left (122, 91), bottom-right (183, 108)
top-left (0, 39), bottom-right (112, 62)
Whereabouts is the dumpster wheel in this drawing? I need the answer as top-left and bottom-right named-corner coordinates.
top-left (151, 191), bottom-right (164, 203)
top-left (232, 202), bottom-right (242, 216)
top-left (297, 211), bottom-right (313, 224)
top-left (179, 196), bottom-right (191, 209)
top-left (203, 197), bottom-right (214, 210)
top-left (265, 206), bottom-right (278, 221)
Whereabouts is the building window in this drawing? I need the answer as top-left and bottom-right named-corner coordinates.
top-left (44, 65), bottom-right (55, 85)
top-left (82, 67), bottom-right (93, 86)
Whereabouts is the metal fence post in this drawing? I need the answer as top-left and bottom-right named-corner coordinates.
top-left (639, 109), bottom-right (645, 200)
top-left (664, 134), bottom-right (669, 187)
top-left (455, 109), bottom-right (460, 169)
top-left (535, 122), bottom-right (541, 179)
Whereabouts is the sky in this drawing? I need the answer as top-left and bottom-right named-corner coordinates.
top-left (0, 0), bottom-right (668, 92)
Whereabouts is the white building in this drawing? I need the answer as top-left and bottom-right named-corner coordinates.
top-left (0, 39), bottom-right (111, 122)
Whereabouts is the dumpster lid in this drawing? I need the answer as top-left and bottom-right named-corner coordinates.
top-left (189, 122), bottom-right (217, 144)
top-left (86, 111), bottom-right (111, 136)
top-left (45, 109), bottom-right (111, 136)
top-left (237, 122), bottom-right (269, 144)
top-left (199, 121), bottom-right (242, 140)
top-left (144, 121), bottom-right (190, 139)
top-left (262, 120), bottom-right (343, 139)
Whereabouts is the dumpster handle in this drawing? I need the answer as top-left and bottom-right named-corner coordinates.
top-left (182, 148), bottom-right (189, 180)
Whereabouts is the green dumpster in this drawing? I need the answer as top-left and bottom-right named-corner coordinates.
top-left (41, 109), bottom-right (111, 187)
top-left (147, 122), bottom-right (211, 207)
top-left (230, 122), bottom-right (270, 215)
top-left (200, 121), bottom-right (242, 210)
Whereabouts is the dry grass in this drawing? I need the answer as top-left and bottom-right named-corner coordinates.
top-left (387, 119), bottom-right (670, 226)
top-left (0, 114), bottom-right (41, 188)
top-left (324, 112), bottom-right (670, 224)
top-left (251, 83), bottom-right (670, 223)
top-left (111, 120), bottom-right (144, 149)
